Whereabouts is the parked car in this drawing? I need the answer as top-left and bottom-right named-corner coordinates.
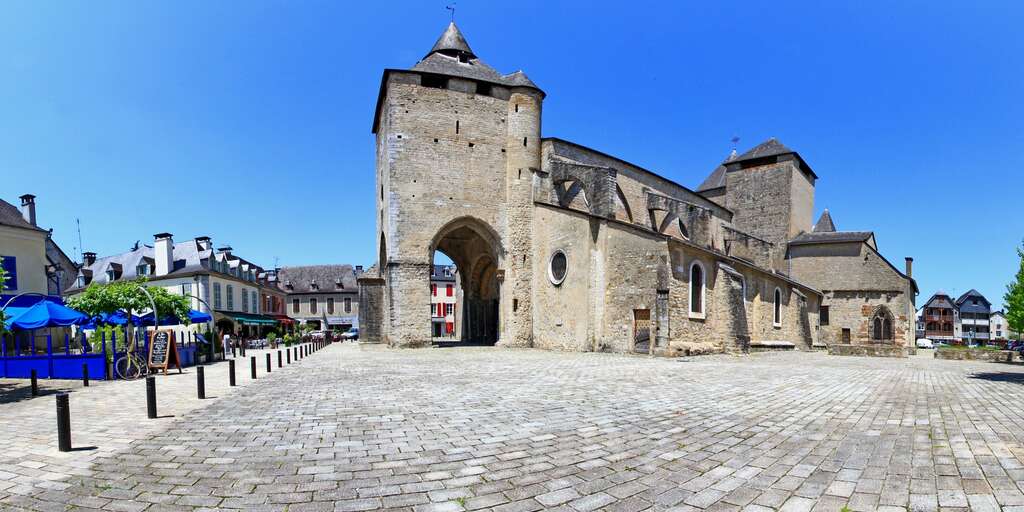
top-left (341, 327), bottom-right (359, 341)
top-left (915, 338), bottom-right (934, 349)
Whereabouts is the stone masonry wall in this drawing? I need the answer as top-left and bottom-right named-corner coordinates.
top-left (531, 204), bottom-right (595, 351)
top-left (789, 242), bottom-right (915, 350)
top-left (542, 139), bottom-right (732, 250)
top-left (597, 223), bottom-right (667, 353)
top-left (725, 161), bottom-right (798, 269)
top-left (377, 73), bottom-right (522, 346)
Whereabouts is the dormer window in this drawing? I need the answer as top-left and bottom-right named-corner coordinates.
top-left (137, 264), bottom-right (150, 276)
top-left (76, 276), bottom-right (86, 287)
top-left (310, 279), bottom-right (318, 290)
top-left (106, 269), bottom-right (116, 281)
top-left (335, 278), bottom-right (343, 288)
top-left (285, 280), bottom-right (292, 289)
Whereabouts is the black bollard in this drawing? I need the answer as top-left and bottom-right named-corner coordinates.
top-left (266, 353), bottom-right (271, 373)
top-left (197, 366), bottom-right (206, 399)
top-left (146, 377), bottom-right (157, 419)
top-left (82, 364), bottom-right (90, 387)
top-left (286, 349), bottom-right (291, 364)
top-left (30, 369), bottom-right (39, 396)
top-left (104, 360), bottom-right (111, 380)
top-left (56, 393), bottom-right (72, 452)
top-left (229, 359), bottom-right (236, 386)
top-left (241, 343), bottom-right (246, 357)
top-left (277, 350), bottom-right (282, 368)
top-left (250, 356), bottom-right (256, 379)
top-left (231, 345), bottom-right (236, 357)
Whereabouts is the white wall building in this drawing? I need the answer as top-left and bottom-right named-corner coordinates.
top-left (68, 234), bottom-right (279, 340)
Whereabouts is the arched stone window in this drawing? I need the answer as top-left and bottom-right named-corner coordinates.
top-left (773, 287), bottom-right (782, 327)
top-left (689, 261), bottom-right (705, 319)
top-left (871, 306), bottom-right (895, 342)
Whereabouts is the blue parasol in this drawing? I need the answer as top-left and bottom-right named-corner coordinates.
top-left (4, 300), bottom-right (88, 330)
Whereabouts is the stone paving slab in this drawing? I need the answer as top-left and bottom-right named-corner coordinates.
top-left (3, 344), bottom-right (1024, 511)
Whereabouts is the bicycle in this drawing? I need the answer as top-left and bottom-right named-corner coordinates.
top-left (114, 344), bottom-right (149, 380)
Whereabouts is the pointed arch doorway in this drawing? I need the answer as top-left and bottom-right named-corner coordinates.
top-left (429, 217), bottom-right (503, 346)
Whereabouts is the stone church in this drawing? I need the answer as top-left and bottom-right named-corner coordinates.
top-left (358, 23), bottom-right (917, 356)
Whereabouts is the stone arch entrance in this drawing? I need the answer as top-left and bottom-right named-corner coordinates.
top-left (429, 217), bottom-right (503, 345)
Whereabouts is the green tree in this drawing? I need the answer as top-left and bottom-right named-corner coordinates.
top-left (1006, 241), bottom-right (1024, 339)
top-left (67, 278), bottom-right (191, 342)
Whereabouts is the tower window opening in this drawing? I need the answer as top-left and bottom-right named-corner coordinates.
top-left (477, 82), bottom-right (492, 96)
top-left (515, 104), bottom-right (519, 112)
top-left (421, 74), bottom-right (448, 89)
top-left (523, 137), bottom-right (527, 147)
top-left (456, 120), bottom-right (460, 134)
top-left (468, 142), bottom-right (474, 148)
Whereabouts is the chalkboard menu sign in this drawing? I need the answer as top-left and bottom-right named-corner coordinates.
top-left (148, 329), bottom-right (182, 375)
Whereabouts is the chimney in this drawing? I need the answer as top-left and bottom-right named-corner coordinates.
top-left (195, 236), bottom-right (212, 251)
top-left (905, 257), bottom-right (913, 278)
top-left (355, 265), bottom-right (364, 273)
top-left (154, 233), bottom-right (174, 276)
top-left (82, 252), bottom-right (97, 266)
top-left (216, 246), bottom-right (232, 257)
top-left (19, 194), bottom-right (36, 226)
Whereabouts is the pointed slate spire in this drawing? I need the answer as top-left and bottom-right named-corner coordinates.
top-left (813, 209), bottom-right (836, 233)
top-left (428, 22), bottom-right (475, 59)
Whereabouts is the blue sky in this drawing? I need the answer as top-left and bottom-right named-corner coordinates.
top-left (2, 1), bottom-right (1022, 309)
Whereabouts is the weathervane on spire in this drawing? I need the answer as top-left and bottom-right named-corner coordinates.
top-left (730, 135), bottom-right (740, 151)
top-left (446, 3), bottom-right (456, 21)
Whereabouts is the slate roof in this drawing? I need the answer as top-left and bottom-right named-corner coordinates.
top-left (429, 21), bottom-right (475, 57)
top-left (730, 138), bottom-right (796, 164)
top-left (0, 198), bottom-right (44, 232)
top-left (430, 264), bottom-right (456, 282)
top-left (697, 138), bottom-right (818, 192)
top-left (277, 265), bottom-right (362, 294)
top-left (788, 231), bottom-right (874, 246)
top-left (696, 150), bottom-right (738, 192)
top-left (955, 289), bottom-right (991, 312)
top-left (409, 22), bottom-right (541, 90)
top-left (923, 292), bottom-right (956, 310)
top-left (71, 239), bottom-right (215, 289)
top-left (813, 210), bottom-right (836, 233)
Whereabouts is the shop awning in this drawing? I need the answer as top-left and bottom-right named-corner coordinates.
top-left (139, 309), bottom-right (213, 326)
top-left (269, 314), bottom-right (295, 324)
top-left (216, 311), bottom-right (278, 326)
top-left (326, 316), bottom-right (357, 326)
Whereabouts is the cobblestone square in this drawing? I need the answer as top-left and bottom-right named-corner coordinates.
top-left (3, 344), bottom-right (1024, 511)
